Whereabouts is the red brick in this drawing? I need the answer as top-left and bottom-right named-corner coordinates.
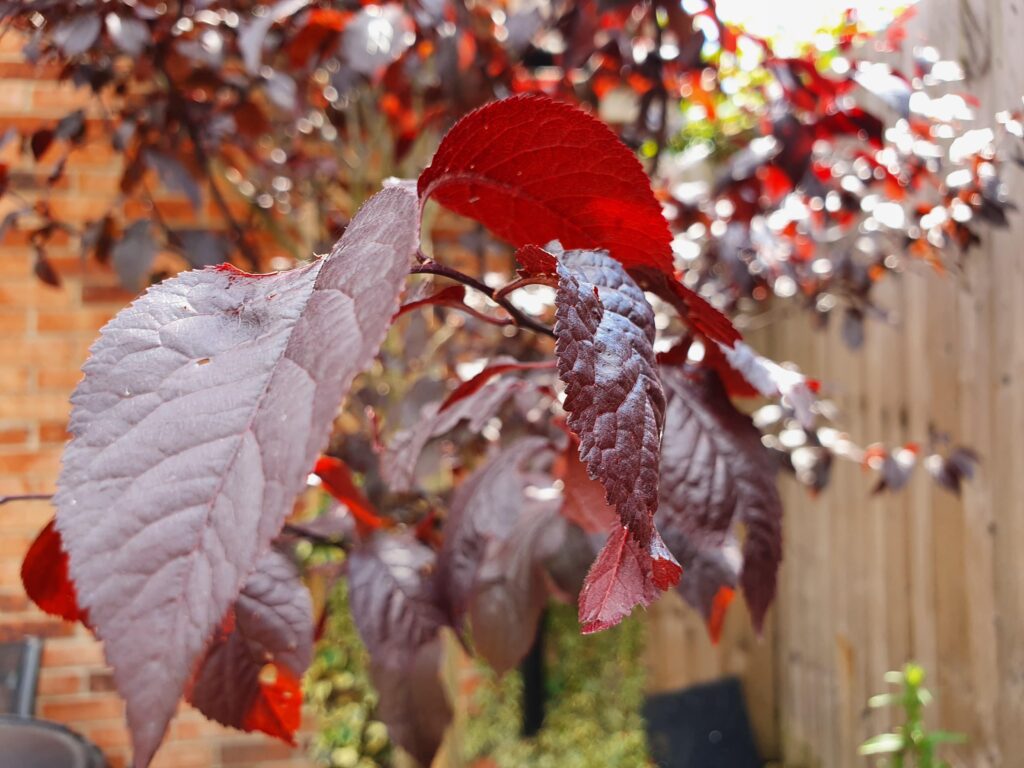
top-left (41, 637), bottom-right (107, 667)
top-left (0, 591), bottom-right (30, 611)
top-left (0, 449), bottom-right (62, 475)
top-left (88, 670), bottom-right (116, 693)
top-left (220, 740), bottom-right (302, 765)
top-left (0, 619), bottom-right (75, 641)
top-left (37, 307), bottom-right (112, 334)
top-left (38, 420), bottom-right (71, 444)
top-left (37, 669), bottom-right (84, 696)
top-left (37, 368), bottom-right (84, 392)
top-left (41, 695), bottom-right (125, 724)
top-left (0, 426), bottom-right (32, 445)
top-left (85, 725), bottom-right (131, 751)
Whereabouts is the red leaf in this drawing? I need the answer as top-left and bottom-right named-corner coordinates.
top-left (54, 186), bottom-right (417, 767)
top-left (578, 524), bottom-right (680, 634)
top-left (21, 518), bottom-right (88, 625)
top-left (514, 243), bottom-right (558, 277)
top-left (418, 95), bottom-right (674, 272)
top-left (313, 455), bottom-right (385, 536)
top-left (439, 359), bottom-right (554, 412)
top-left (631, 268), bottom-right (743, 348)
top-left (188, 549), bottom-right (312, 744)
top-left (242, 664), bottom-right (303, 742)
top-left (556, 438), bottom-right (617, 534)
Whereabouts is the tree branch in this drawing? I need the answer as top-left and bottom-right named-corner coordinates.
top-left (410, 258), bottom-right (556, 338)
top-left (0, 493), bottom-right (53, 506)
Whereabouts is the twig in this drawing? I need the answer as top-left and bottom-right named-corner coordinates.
top-left (281, 522), bottom-right (349, 550)
top-left (410, 258), bottom-right (556, 338)
top-left (0, 493), bottom-right (53, 506)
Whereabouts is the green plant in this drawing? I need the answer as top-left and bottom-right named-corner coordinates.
top-left (462, 603), bottom-right (651, 768)
top-left (859, 663), bottom-right (965, 768)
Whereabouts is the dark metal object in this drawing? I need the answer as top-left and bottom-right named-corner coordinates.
top-left (0, 716), bottom-right (108, 768)
top-left (520, 609), bottom-right (546, 737)
top-left (0, 637), bottom-right (42, 717)
top-left (643, 677), bottom-right (761, 768)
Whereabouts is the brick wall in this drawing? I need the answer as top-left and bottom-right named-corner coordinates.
top-left (0, 31), bottom-right (312, 768)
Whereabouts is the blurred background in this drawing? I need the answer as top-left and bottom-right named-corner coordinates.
top-left (0, 0), bottom-right (1022, 766)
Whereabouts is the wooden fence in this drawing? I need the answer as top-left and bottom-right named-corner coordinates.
top-left (646, 1), bottom-right (1024, 765)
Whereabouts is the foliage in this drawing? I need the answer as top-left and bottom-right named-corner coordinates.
top-left (860, 663), bottom-right (966, 768)
top-left (462, 603), bottom-right (651, 768)
top-left (3, 1), bottom-right (1019, 766)
top-left (306, 569), bottom-right (393, 768)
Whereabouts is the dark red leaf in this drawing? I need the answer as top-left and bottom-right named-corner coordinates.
top-left (110, 219), bottom-right (156, 290)
top-left (439, 359), bottom-right (554, 412)
top-left (656, 367), bottom-right (783, 633)
top-left (21, 518), bottom-right (88, 625)
top-left (33, 248), bottom-right (61, 287)
top-left (553, 246), bottom-right (665, 547)
top-left (631, 268), bottom-right (743, 348)
top-left (188, 549), bottom-right (312, 744)
top-left (30, 129), bottom-right (54, 160)
top-left (347, 532), bottom-right (450, 765)
top-left (54, 186), bottom-right (417, 767)
top-left (419, 95), bottom-right (674, 272)
top-left (514, 243), bottom-right (558, 277)
top-left (578, 524), bottom-right (678, 633)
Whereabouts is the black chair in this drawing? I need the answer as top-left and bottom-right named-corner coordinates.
top-left (0, 639), bottom-right (107, 767)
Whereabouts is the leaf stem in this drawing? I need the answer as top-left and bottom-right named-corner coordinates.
top-left (0, 493), bottom-right (53, 506)
top-left (410, 258), bottom-right (555, 338)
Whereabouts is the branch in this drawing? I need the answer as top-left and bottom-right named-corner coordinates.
top-left (0, 493), bottom-right (53, 506)
top-left (410, 259), bottom-right (556, 338)
top-left (281, 522), bottom-right (349, 551)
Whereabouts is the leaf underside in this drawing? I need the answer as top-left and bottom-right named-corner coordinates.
top-left (54, 186), bottom-right (417, 767)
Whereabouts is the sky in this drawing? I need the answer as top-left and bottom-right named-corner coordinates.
top-left (712, 0), bottom-right (912, 51)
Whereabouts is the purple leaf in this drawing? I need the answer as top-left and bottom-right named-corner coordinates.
top-left (239, 0), bottom-right (311, 74)
top-left (54, 14), bottom-right (102, 56)
top-left (54, 186), bottom-right (417, 767)
top-left (468, 501), bottom-right (560, 674)
top-left (371, 637), bottom-right (452, 767)
top-left (436, 437), bottom-right (553, 622)
top-left (175, 229), bottom-right (229, 268)
top-left (144, 150), bottom-right (202, 213)
top-left (188, 548), bottom-right (312, 738)
top-left (656, 366), bottom-right (783, 633)
top-left (382, 369), bottom-right (533, 492)
top-left (105, 13), bottom-right (150, 56)
top-left (347, 532), bottom-right (450, 765)
top-left (111, 219), bottom-right (157, 291)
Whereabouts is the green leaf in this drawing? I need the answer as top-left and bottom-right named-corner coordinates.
top-left (926, 730), bottom-right (967, 745)
top-left (859, 733), bottom-right (905, 755)
top-left (868, 693), bottom-right (898, 709)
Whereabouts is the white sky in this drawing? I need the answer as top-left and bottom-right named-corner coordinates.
top-left (712, 0), bottom-right (913, 51)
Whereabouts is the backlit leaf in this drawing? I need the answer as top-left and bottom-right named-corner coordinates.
top-left (419, 95), bottom-right (674, 272)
